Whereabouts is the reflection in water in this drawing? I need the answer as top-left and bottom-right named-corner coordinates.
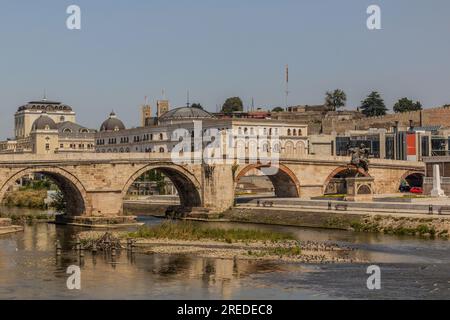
top-left (0, 222), bottom-right (292, 299)
top-left (1, 213), bottom-right (450, 299)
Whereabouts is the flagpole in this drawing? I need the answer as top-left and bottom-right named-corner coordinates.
top-left (285, 64), bottom-right (289, 109)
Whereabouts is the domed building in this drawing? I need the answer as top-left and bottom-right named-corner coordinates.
top-left (94, 100), bottom-right (309, 160)
top-left (158, 106), bottom-right (216, 124)
top-left (14, 98), bottom-right (76, 139)
top-left (0, 98), bottom-right (96, 155)
top-left (31, 114), bottom-right (57, 131)
top-left (100, 112), bottom-right (126, 132)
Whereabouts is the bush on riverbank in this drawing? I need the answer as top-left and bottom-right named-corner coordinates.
top-left (127, 221), bottom-right (295, 243)
top-left (2, 190), bottom-right (48, 209)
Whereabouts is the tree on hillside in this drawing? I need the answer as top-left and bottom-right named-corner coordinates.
top-left (360, 91), bottom-right (387, 117)
top-left (272, 107), bottom-right (284, 112)
top-left (191, 103), bottom-right (203, 109)
top-left (393, 98), bottom-right (422, 113)
top-left (221, 97), bottom-right (243, 113)
top-left (325, 89), bottom-right (347, 111)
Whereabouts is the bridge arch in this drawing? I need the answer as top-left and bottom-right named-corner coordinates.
top-left (0, 167), bottom-right (88, 216)
top-left (122, 163), bottom-right (202, 208)
top-left (399, 171), bottom-right (425, 189)
top-left (235, 163), bottom-right (301, 198)
top-left (323, 166), bottom-right (370, 195)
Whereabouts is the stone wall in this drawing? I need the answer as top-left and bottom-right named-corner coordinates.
top-left (322, 106), bottom-right (450, 134)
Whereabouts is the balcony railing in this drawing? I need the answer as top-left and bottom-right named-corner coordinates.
top-left (431, 150), bottom-right (450, 157)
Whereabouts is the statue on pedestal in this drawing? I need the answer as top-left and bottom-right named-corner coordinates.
top-left (349, 143), bottom-right (370, 173)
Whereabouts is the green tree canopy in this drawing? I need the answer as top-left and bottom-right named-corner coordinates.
top-left (325, 89), bottom-right (347, 111)
top-left (360, 91), bottom-right (387, 117)
top-left (393, 98), bottom-right (422, 113)
top-left (191, 103), bottom-right (203, 109)
top-left (221, 97), bottom-right (243, 113)
top-left (272, 107), bottom-right (284, 112)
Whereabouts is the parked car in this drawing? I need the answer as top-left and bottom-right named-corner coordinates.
top-left (399, 185), bottom-right (411, 192)
top-left (410, 187), bottom-right (423, 194)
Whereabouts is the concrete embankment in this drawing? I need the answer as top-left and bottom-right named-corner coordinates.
top-left (0, 218), bottom-right (23, 235)
top-left (123, 199), bottom-right (177, 217)
top-left (125, 197), bottom-right (450, 239)
top-left (225, 201), bottom-right (450, 239)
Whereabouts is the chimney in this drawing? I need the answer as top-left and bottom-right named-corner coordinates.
top-left (409, 119), bottom-right (414, 132)
top-left (394, 121), bottom-right (399, 134)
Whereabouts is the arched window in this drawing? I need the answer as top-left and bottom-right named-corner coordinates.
top-left (273, 143), bottom-right (280, 153)
top-left (287, 129), bottom-right (291, 136)
top-left (159, 147), bottom-right (165, 153)
top-left (284, 141), bottom-right (294, 157)
top-left (293, 129), bottom-right (297, 136)
top-left (63, 128), bottom-right (72, 133)
top-left (159, 133), bottom-right (164, 140)
top-left (296, 141), bottom-right (306, 157)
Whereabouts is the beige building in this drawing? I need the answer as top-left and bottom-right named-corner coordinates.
top-left (14, 99), bottom-right (76, 139)
top-left (0, 98), bottom-right (95, 154)
top-left (95, 104), bottom-right (309, 159)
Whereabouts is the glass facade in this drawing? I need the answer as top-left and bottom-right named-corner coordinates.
top-left (431, 137), bottom-right (446, 156)
top-left (385, 136), bottom-right (395, 160)
top-left (421, 136), bottom-right (430, 157)
top-left (335, 135), bottom-right (380, 158)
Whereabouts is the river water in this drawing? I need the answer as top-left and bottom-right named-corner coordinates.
top-left (1, 208), bottom-right (450, 300)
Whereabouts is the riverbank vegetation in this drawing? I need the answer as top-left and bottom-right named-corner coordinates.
top-left (1, 178), bottom-right (66, 213)
top-left (127, 221), bottom-right (295, 243)
top-left (1, 178), bottom-right (59, 209)
top-left (2, 189), bottom-right (48, 209)
top-left (7, 213), bottom-right (54, 223)
top-left (77, 223), bottom-right (357, 263)
top-left (350, 215), bottom-right (450, 239)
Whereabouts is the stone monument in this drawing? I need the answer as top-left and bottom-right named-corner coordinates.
top-left (431, 164), bottom-right (446, 198)
top-left (345, 143), bottom-right (375, 202)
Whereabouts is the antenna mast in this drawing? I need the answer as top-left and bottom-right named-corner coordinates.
top-left (285, 64), bottom-right (289, 108)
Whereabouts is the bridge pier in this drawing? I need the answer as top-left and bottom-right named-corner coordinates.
top-left (55, 191), bottom-right (140, 228)
top-left (200, 164), bottom-right (235, 215)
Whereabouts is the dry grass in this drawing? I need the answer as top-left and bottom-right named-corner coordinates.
top-left (127, 221), bottom-right (295, 243)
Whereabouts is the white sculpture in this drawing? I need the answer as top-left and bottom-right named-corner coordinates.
top-left (431, 164), bottom-right (446, 198)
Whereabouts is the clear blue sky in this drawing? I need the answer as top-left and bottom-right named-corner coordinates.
top-left (1, 0), bottom-right (450, 138)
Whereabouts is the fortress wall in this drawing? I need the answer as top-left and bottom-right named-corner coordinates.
top-left (322, 107), bottom-right (450, 134)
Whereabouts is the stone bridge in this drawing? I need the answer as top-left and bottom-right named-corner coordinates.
top-left (0, 153), bottom-right (424, 225)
